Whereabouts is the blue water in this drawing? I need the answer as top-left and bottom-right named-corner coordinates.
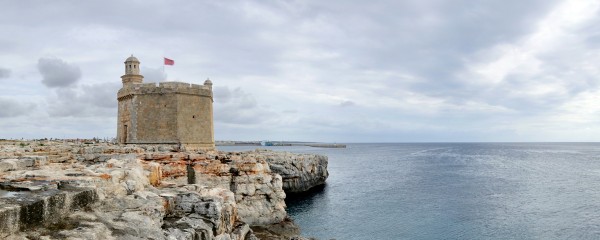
top-left (218, 143), bottom-right (600, 239)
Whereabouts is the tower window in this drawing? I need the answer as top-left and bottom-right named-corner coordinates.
top-left (192, 115), bottom-right (195, 119)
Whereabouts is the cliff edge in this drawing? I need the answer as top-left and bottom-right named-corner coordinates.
top-left (0, 141), bottom-right (325, 240)
top-left (258, 150), bottom-right (329, 193)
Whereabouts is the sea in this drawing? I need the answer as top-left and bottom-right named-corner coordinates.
top-left (217, 143), bottom-right (600, 239)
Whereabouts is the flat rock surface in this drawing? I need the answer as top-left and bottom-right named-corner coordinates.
top-left (0, 140), bottom-right (327, 239)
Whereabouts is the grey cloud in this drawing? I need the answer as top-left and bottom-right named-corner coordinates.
top-left (214, 86), bottom-right (257, 108)
top-left (460, 10), bottom-right (600, 114)
top-left (0, 0), bottom-right (591, 141)
top-left (48, 82), bottom-right (119, 117)
top-left (214, 86), bottom-right (270, 124)
top-left (339, 100), bottom-right (355, 107)
top-left (142, 67), bottom-right (166, 83)
top-left (285, 0), bottom-right (561, 99)
top-left (213, 86), bottom-right (232, 102)
top-left (306, 0), bottom-right (570, 116)
top-left (0, 98), bottom-right (35, 118)
top-left (0, 1), bottom-right (282, 78)
top-left (2, 0), bottom-right (561, 86)
top-left (48, 88), bottom-right (83, 117)
top-left (175, 0), bottom-right (563, 116)
top-left (81, 82), bottom-right (120, 109)
top-left (0, 67), bottom-right (10, 79)
top-left (38, 58), bottom-right (81, 88)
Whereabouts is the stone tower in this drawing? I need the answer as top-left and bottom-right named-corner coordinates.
top-left (121, 55), bottom-right (143, 87)
top-left (116, 55), bottom-right (215, 150)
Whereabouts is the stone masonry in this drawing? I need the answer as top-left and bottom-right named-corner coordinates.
top-left (117, 55), bottom-right (215, 150)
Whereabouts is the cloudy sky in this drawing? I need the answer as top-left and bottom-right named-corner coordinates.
top-left (2, 0), bottom-right (600, 142)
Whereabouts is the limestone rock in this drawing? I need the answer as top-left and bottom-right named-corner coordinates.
top-left (0, 140), bottom-right (326, 239)
top-left (259, 150), bottom-right (329, 193)
top-left (57, 221), bottom-right (116, 240)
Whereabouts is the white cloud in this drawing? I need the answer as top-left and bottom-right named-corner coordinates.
top-left (453, 0), bottom-right (600, 122)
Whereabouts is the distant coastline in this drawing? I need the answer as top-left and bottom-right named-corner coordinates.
top-left (216, 140), bottom-right (346, 148)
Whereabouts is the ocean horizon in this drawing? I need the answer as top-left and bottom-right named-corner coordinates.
top-left (219, 142), bottom-right (600, 239)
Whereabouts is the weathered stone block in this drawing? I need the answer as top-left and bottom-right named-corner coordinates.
top-left (0, 203), bottom-right (20, 237)
top-left (19, 197), bottom-right (45, 230)
top-left (0, 160), bottom-right (16, 172)
top-left (68, 189), bottom-right (97, 210)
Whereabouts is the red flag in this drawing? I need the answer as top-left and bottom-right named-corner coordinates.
top-left (164, 57), bottom-right (174, 65)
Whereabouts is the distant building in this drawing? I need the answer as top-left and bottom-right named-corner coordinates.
top-left (116, 55), bottom-right (214, 150)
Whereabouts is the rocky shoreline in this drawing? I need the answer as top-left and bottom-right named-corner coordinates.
top-left (0, 140), bottom-right (328, 240)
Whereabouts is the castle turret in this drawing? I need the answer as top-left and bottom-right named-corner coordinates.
top-left (204, 78), bottom-right (213, 90)
top-left (121, 55), bottom-right (143, 87)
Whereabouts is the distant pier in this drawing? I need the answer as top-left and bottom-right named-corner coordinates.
top-left (216, 141), bottom-right (346, 148)
top-left (305, 143), bottom-right (346, 148)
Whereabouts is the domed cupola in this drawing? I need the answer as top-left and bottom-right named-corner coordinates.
top-left (121, 55), bottom-right (143, 87)
top-left (124, 54), bottom-right (140, 75)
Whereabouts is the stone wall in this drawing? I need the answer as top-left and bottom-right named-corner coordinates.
top-left (177, 93), bottom-right (214, 149)
top-left (133, 93), bottom-right (179, 143)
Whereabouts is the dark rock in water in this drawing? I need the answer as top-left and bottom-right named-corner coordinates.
top-left (251, 217), bottom-right (315, 240)
top-left (285, 184), bottom-right (327, 200)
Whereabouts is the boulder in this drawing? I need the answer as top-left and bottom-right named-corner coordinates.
top-left (260, 150), bottom-right (329, 193)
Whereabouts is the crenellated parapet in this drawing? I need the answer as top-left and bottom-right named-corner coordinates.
top-left (117, 81), bottom-right (213, 101)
